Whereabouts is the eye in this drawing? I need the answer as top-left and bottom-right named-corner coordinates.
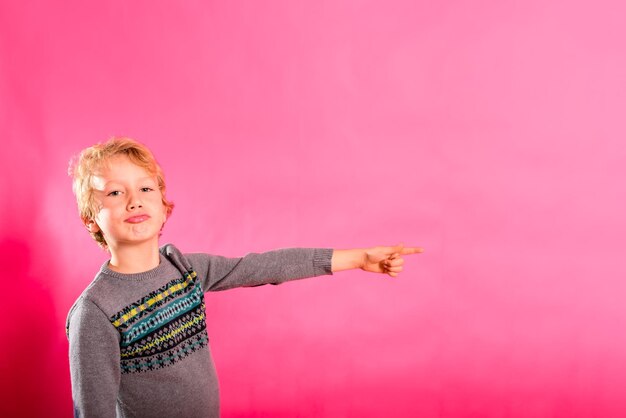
top-left (107, 191), bottom-right (121, 196)
top-left (141, 187), bottom-right (154, 192)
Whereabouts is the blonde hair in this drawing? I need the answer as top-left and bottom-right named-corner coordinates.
top-left (68, 137), bottom-right (175, 250)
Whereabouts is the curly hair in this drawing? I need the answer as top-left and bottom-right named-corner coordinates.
top-left (68, 137), bottom-right (175, 250)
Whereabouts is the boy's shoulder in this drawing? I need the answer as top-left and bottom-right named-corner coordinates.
top-left (65, 262), bottom-right (128, 336)
top-left (160, 243), bottom-right (196, 273)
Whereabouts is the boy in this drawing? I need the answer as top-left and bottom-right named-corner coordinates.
top-left (66, 137), bottom-right (423, 417)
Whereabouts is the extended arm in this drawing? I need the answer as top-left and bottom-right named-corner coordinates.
top-left (187, 242), bottom-right (422, 291)
top-left (187, 247), bottom-right (333, 291)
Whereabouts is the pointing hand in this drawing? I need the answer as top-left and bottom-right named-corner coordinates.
top-left (361, 243), bottom-right (424, 277)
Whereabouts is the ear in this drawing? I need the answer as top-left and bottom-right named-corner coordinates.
top-left (84, 218), bottom-right (101, 233)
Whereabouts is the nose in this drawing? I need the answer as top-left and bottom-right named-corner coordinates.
top-left (127, 191), bottom-right (143, 210)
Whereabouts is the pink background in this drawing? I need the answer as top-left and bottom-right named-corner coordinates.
top-left (2, 1), bottom-right (626, 417)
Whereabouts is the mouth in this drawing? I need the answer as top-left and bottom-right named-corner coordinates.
top-left (125, 214), bottom-right (151, 223)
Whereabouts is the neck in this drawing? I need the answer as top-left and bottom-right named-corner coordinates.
top-left (107, 240), bottom-right (161, 274)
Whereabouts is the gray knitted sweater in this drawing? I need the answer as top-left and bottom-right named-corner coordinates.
top-left (66, 243), bottom-right (334, 418)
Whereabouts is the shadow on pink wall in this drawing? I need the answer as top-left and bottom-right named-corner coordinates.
top-left (0, 237), bottom-right (71, 418)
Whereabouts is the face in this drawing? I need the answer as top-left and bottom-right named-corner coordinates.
top-left (86, 154), bottom-right (168, 250)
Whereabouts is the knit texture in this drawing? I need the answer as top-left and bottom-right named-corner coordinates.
top-left (67, 243), bottom-right (333, 418)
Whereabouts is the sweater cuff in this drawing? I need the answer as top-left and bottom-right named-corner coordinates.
top-left (313, 248), bottom-right (334, 276)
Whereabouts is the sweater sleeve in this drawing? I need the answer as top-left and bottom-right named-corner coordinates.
top-left (186, 247), bottom-right (334, 292)
top-left (67, 297), bottom-right (121, 418)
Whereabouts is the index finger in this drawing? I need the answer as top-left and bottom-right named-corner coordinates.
top-left (400, 247), bottom-right (424, 255)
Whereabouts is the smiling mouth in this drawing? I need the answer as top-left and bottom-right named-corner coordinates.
top-left (125, 215), bottom-right (151, 223)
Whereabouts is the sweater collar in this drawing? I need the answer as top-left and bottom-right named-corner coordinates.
top-left (99, 253), bottom-right (169, 281)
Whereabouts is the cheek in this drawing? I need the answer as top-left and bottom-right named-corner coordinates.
top-left (155, 195), bottom-right (168, 220)
top-left (95, 202), bottom-right (119, 222)
top-left (153, 199), bottom-right (167, 221)
top-left (95, 208), bottom-right (110, 223)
